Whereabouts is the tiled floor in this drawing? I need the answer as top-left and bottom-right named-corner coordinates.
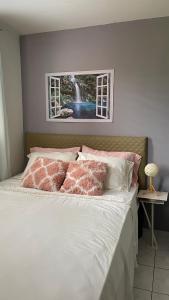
top-left (134, 229), bottom-right (169, 300)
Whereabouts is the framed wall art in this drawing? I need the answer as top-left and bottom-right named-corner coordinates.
top-left (46, 69), bottom-right (114, 122)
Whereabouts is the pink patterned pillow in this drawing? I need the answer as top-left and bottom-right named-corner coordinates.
top-left (82, 145), bottom-right (141, 186)
top-left (21, 157), bottom-right (68, 192)
top-left (60, 160), bottom-right (107, 196)
top-left (30, 146), bottom-right (80, 153)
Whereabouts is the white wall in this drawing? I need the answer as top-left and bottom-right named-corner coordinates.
top-left (0, 24), bottom-right (23, 175)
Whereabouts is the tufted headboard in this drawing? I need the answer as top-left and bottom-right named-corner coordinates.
top-left (25, 133), bottom-right (148, 189)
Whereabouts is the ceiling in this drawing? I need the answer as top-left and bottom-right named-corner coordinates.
top-left (0, 0), bottom-right (169, 35)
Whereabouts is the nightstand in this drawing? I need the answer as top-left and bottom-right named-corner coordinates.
top-left (137, 190), bottom-right (168, 248)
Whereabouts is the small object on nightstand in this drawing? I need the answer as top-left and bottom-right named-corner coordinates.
top-left (137, 190), bottom-right (168, 248)
top-left (144, 163), bottom-right (159, 192)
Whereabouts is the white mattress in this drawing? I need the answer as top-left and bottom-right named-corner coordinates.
top-left (0, 175), bottom-right (138, 300)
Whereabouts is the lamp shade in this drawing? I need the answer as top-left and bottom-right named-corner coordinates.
top-left (144, 163), bottom-right (159, 177)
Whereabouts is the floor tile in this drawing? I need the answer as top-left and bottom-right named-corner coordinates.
top-left (134, 265), bottom-right (153, 291)
top-left (155, 230), bottom-right (169, 251)
top-left (141, 229), bottom-right (169, 251)
top-left (139, 236), bottom-right (154, 252)
top-left (153, 268), bottom-right (169, 294)
top-left (138, 246), bottom-right (155, 267)
top-left (155, 250), bottom-right (169, 269)
top-left (152, 293), bottom-right (169, 300)
top-left (155, 230), bottom-right (169, 239)
top-left (142, 229), bottom-right (152, 241)
top-left (134, 288), bottom-right (151, 300)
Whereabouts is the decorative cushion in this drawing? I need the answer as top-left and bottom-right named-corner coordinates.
top-left (30, 146), bottom-right (80, 153)
top-left (82, 145), bottom-right (141, 186)
top-left (78, 152), bottom-right (134, 191)
top-left (21, 157), bottom-right (68, 192)
top-left (23, 151), bottom-right (77, 178)
top-left (60, 160), bottom-right (107, 196)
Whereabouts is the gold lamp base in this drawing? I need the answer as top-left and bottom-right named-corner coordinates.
top-left (148, 176), bottom-right (156, 192)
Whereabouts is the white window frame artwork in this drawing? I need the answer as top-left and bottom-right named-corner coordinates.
top-left (49, 76), bottom-right (61, 118)
top-left (46, 69), bottom-right (114, 122)
top-left (96, 74), bottom-right (109, 119)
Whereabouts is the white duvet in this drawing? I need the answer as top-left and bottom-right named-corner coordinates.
top-left (0, 175), bottom-right (138, 300)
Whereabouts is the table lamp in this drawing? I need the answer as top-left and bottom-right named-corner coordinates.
top-left (144, 163), bottom-right (159, 192)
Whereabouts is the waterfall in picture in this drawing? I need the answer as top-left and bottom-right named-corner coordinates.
top-left (70, 75), bottom-right (82, 103)
top-left (74, 82), bottom-right (82, 103)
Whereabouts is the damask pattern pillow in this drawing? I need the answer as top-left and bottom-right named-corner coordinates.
top-left (78, 152), bottom-right (133, 191)
top-left (21, 157), bottom-right (68, 192)
top-left (60, 160), bottom-right (107, 196)
top-left (22, 151), bottom-right (77, 178)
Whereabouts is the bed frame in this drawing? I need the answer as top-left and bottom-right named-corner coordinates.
top-left (25, 133), bottom-right (148, 189)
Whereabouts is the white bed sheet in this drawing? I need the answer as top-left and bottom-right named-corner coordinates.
top-left (0, 175), bottom-right (138, 300)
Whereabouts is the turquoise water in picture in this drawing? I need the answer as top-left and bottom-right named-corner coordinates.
top-left (64, 102), bottom-right (97, 119)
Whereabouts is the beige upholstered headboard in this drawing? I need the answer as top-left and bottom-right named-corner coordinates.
top-left (25, 133), bottom-right (148, 189)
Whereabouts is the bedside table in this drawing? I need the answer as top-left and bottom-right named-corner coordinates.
top-left (137, 190), bottom-right (168, 248)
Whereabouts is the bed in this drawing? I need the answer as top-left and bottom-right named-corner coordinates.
top-left (0, 133), bottom-right (147, 300)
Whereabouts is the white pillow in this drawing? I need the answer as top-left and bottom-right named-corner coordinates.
top-left (23, 151), bottom-right (77, 177)
top-left (77, 152), bottom-right (134, 191)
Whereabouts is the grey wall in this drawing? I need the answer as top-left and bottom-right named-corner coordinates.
top-left (21, 17), bottom-right (169, 230)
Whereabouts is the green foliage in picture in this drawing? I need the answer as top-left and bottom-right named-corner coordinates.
top-left (59, 75), bottom-right (97, 106)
